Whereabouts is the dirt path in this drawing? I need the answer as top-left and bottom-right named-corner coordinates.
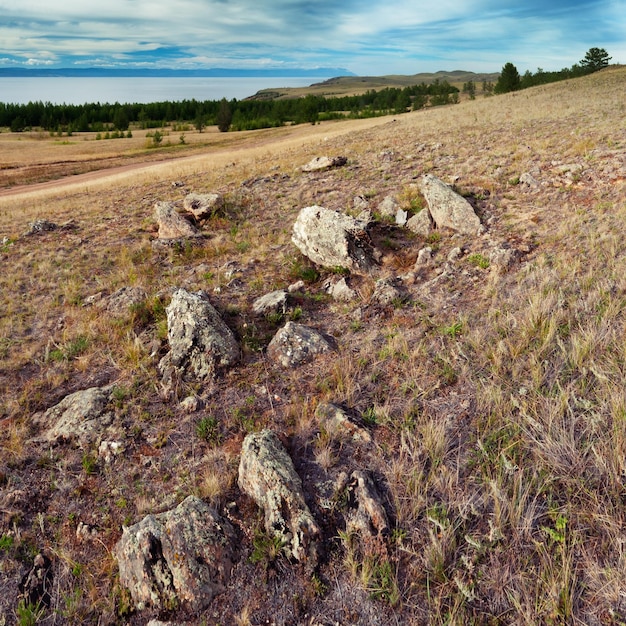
top-left (0, 116), bottom-right (393, 201)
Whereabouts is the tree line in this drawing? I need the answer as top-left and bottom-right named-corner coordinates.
top-left (0, 81), bottom-right (461, 134)
top-left (494, 48), bottom-right (612, 94)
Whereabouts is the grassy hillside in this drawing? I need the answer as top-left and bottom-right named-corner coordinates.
top-left (0, 66), bottom-right (625, 624)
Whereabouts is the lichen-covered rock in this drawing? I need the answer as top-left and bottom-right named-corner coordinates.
top-left (292, 205), bottom-right (379, 275)
top-left (301, 156), bottom-right (347, 172)
top-left (252, 290), bottom-right (289, 316)
top-left (417, 174), bottom-right (481, 234)
top-left (158, 289), bottom-right (239, 381)
top-left (183, 193), bottom-right (224, 220)
top-left (266, 321), bottom-right (335, 368)
top-left (406, 209), bottom-right (434, 236)
top-left (114, 496), bottom-right (237, 612)
top-left (238, 429), bottom-right (320, 563)
top-left (315, 403), bottom-right (371, 443)
top-left (31, 386), bottom-right (114, 447)
top-left (338, 470), bottom-right (390, 539)
top-left (154, 201), bottom-right (201, 240)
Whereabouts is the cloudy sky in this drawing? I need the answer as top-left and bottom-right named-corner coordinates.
top-left (0, 0), bottom-right (623, 75)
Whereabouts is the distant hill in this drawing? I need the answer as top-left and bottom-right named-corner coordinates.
top-left (0, 67), bottom-right (356, 78)
top-left (250, 70), bottom-right (500, 100)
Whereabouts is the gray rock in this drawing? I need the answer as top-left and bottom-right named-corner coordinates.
top-left (395, 209), bottom-right (408, 226)
top-left (158, 289), bottom-right (239, 381)
top-left (301, 156), bottom-right (347, 172)
top-left (372, 277), bottom-right (405, 306)
top-left (447, 247), bottom-right (463, 262)
top-left (292, 205), bottom-right (379, 276)
top-left (154, 202), bottom-right (201, 240)
top-left (414, 246), bottom-right (433, 267)
top-left (114, 496), bottom-right (236, 612)
top-left (98, 286), bottom-right (147, 316)
top-left (519, 172), bottom-right (540, 188)
top-left (378, 195), bottom-right (399, 217)
top-left (252, 290), bottom-right (289, 316)
top-left (183, 193), bottom-right (224, 220)
top-left (266, 321), bottom-right (335, 368)
top-left (338, 471), bottom-right (390, 539)
top-left (315, 403), bottom-right (371, 443)
top-left (31, 386), bottom-right (114, 447)
top-left (417, 174), bottom-right (481, 234)
top-left (326, 277), bottom-right (357, 302)
top-left (238, 430), bottom-right (320, 563)
top-left (406, 209), bottom-right (434, 236)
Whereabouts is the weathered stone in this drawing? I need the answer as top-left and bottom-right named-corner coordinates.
top-left (292, 205), bottom-right (379, 275)
top-left (406, 209), bottom-right (434, 236)
top-left (315, 403), bottom-right (371, 443)
top-left (395, 209), bottom-right (408, 226)
top-left (414, 246), bottom-right (433, 267)
top-left (183, 193), bottom-right (224, 220)
top-left (159, 289), bottom-right (239, 381)
top-left (378, 195), bottom-right (399, 217)
top-left (252, 290), bottom-right (289, 316)
top-left (114, 496), bottom-right (236, 612)
top-left (372, 277), bottom-right (405, 306)
top-left (417, 174), bottom-right (481, 234)
top-left (154, 201), bottom-right (201, 240)
top-left (338, 471), bottom-right (390, 539)
top-left (266, 321), bottom-right (335, 368)
top-left (238, 430), bottom-right (320, 563)
top-left (301, 156), bottom-right (347, 172)
top-left (326, 277), bottom-right (357, 302)
top-left (98, 286), bottom-right (147, 316)
top-left (31, 386), bottom-right (114, 447)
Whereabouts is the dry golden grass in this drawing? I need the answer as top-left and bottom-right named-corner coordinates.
top-left (0, 67), bottom-right (625, 624)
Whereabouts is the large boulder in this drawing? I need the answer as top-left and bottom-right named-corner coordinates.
top-left (238, 430), bottom-right (320, 563)
top-left (154, 201), bottom-right (202, 240)
top-left (114, 496), bottom-right (237, 612)
top-left (292, 205), bottom-right (379, 275)
top-left (30, 386), bottom-right (114, 447)
top-left (266, 321), bottom-right (335, 368)
top-left (158, 289), bottom-right (239, 381)
top-left (417, 174), bottom-right (481, 235)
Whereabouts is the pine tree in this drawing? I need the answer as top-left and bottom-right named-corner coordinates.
top-left (580, 48), bottom-right (611, 73)
top-left (216, 99), bottom-right (232, 133)
top-left (494, 62), bottom-right (521, 94)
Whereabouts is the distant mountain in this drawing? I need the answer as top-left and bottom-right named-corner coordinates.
top-left (0, 67), bottom-right (356, 78)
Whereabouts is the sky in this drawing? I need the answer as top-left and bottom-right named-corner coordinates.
top-left (0, 0), bottom-right (624, 76)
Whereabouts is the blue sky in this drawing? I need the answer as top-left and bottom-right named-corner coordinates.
top-left (0, 0), bottom-right (623, 75)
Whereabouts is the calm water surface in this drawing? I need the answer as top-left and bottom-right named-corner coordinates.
top-left (0, 77), bottom-right (319, 105)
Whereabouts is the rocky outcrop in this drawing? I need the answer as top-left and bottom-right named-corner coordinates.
top-left (31, 386), bottom-right (114, 447)
top-left (183, 193), bottom-right (224, 220)
top-left (114, 496), bottom-right (237, 612)
top-left (292, 205), bottom-right (379, 275)
top-left (301, 156), bottom-right (347, 172)
top-left (252, 290), bottom-right (289, 316)
top-left (417, 174), bottom-right (481, 234)
top-left (238, 430), bottom-right (320, 563)
top-left (158, 289), bottom-right (239, 381)
top-left (266, 321), bottom-right (335, 368)
top-left (154, 201), bottom-right (202, 240)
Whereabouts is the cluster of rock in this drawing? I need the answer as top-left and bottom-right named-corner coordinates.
top-left (26, 159), bottom-right (499, 617)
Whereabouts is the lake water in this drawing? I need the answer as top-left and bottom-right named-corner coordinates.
top-left (0, 77), bottom-right (321, 105)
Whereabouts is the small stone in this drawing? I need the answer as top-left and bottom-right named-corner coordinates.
top-left (252, 290), bottom-right (289, 315)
